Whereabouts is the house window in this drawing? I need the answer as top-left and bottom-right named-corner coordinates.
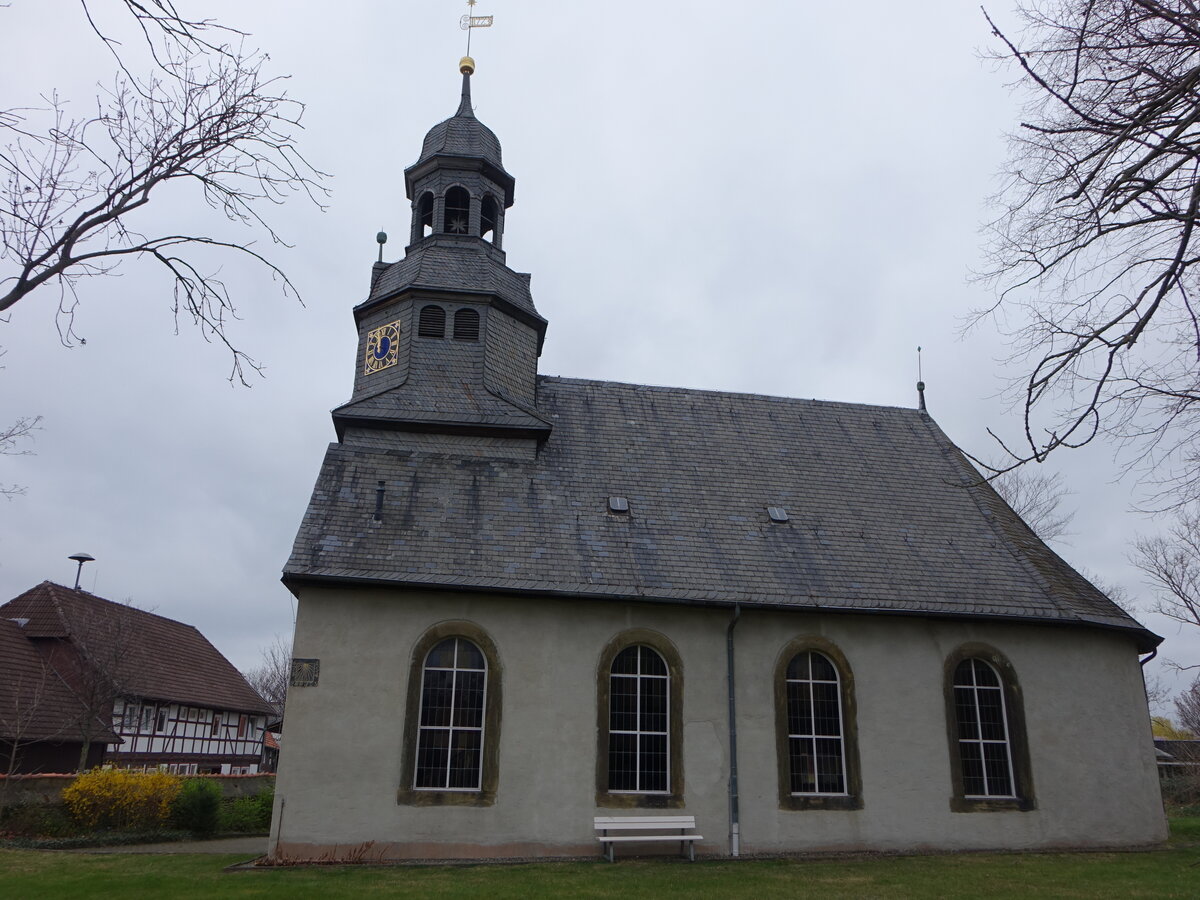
top-left (140, 706), bottom-right (153, 733)
top-left (953, 659), bottom-right (1014, 797)
top-left (122, 703), bottom-right (137, 729)
top-left (453, 308), bottom-right (480, 342)
top-left (415, 638), bottom-right (486, 790)
top-left (156, 708), bottom-right (167, 733)
top-left (398, 622), bottom-right (502, 807)
top-left (238, 714), bottom-right (248, 739)
top-left (608, 646), bottom-right (669, 792)
top-left (211, 713), bottom-right (221, 737)
top-left (785, 651), bottom-right (846, 795)
top-left (944, 645), bottom-right (1035, 812)
top-left (774, 637), bottom-right (862, 811)
top-left (418, 305), bottom-right (446, 339)
top-left (595, 630), bottom-right (684, 808)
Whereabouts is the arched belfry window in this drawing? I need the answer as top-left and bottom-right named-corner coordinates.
top-left (453, 308), bottom-right (480, 342)
top-left (608, 645), bottom-right (669, 792)
top-left (943, 645), bottom-right (1034, 812)
top-left (417, 192), bottom-right (434, 238)
top-left (773, 637), bottom-right (861, 810)
top-left (418, 305), bottom-right (445, 338)
top-left (414, 638), bottom-right (486, 790)
top-left (443, 186), bottom-right (470, 234)
top-left (480, 194), bottom-right (499, 241)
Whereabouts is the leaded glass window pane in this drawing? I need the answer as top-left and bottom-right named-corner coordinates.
top-left (785, 651), bottom-right (847, 795)
top-left (607, 645), bottom-right (670, 793)
top-left (952, 658), bottom-right (1016, 798)
top-left (414, 637), bottom-right (487, 790)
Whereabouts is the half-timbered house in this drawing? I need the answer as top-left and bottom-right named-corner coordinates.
top-left (1, 582), bottom-right (273, 774)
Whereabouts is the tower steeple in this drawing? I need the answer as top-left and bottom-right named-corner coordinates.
top-left (332, 62), bottom-right (550, 444)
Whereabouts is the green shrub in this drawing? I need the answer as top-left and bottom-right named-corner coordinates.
top-left (62, 770), bottom-right (181, 832)
top-left (0, 803), bottom-right (80, 838)
top-left (218, 784), bottom-right (274, 833)
top-left (171, 779), bottom-right (221, 836)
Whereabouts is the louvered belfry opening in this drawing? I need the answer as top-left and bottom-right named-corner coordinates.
top-left (453, 308), bottom-right (480, 341)
top-left (418, 305), bottom-right (446, 338)
top-left (417, 192), bottom-right (434, 237)
top-left (443, 187), bottom-right (470, 234)
top-left (480, 194), bottom-right (499, 242)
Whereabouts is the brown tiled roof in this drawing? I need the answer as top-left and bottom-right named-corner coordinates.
top-left (0, 618), bottom-right (118, 743)
top-left (1, 582), bottom-right (273, 716)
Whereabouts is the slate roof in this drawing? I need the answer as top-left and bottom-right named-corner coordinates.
top-left (415, 72), bottom-right (505, 173)
top-left (285, 377), bottom-right (1158, 651)
top-left (0, 618), bottom-right (118, 743)
top-left (1, 583), bottom-right (273, 715)
top-left (364, 236), bottom-right (541, 318)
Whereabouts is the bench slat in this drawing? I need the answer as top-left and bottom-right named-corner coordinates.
top-left (596, 835), bottom-right (703, 843)
top-left (594, 817), bottom-right (695, 826)
top-left (595, 822), bottom-right (696, 831)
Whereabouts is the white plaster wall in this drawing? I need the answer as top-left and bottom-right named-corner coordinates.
top-left (271, 587), bottom-right (1166, 858)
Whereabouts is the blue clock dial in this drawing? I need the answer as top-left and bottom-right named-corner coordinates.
top-left (373, 337), bottom-right (391, 360)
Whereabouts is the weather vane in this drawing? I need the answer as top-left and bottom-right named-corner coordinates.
top-left (460, 0), bottom-right (494, 57)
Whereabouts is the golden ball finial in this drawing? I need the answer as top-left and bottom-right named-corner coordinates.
top-left (460, 56), bottom-right (476, 75)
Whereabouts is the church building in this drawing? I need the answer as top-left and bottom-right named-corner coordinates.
top-left (270, 59), bottom-right (1165, 861)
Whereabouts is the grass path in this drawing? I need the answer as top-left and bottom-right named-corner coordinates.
top-left (1, 819), bottom-right (1196, 899)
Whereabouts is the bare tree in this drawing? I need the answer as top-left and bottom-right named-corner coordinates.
top-left (52, 600), bottom-right (141, 771)
top-left (1, 2), bottom-right (325, 382)
top-left (1133, 506), bottom-right (1200, 666)
top-left (976, 2), bottom-right (1200, 509)
top-left (0, 412), bottom-right (40, 498)
top-left (0, 653), bottom-right (59, 816)
top-left (1178, 677), bottom-right (1200, 735)
top-left (992, 467), bottom-right (1075, 542)
top-left (243, 634), bottom-right (290, 717)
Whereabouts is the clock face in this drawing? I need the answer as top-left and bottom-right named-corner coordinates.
top-left (364, 320), bottom-right (402, 375)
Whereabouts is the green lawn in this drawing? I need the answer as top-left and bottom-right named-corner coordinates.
top-left (1, 819), bottom-right (1196, 899)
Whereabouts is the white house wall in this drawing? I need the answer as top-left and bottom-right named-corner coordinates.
top-left (271, 586), bottom-right (1166, 860)
top-left (110, 700), bottom-right (264, 771)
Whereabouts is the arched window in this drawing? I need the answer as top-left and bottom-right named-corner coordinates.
top-left (453, 308), bottom-right (480, 342)
top-left (417, 192), bottom-right (434, 237)
top-left (943, 645), bottom-right (1034, 811)
top-left (774, 638), bottom-right (861, 810)
top-left (952, 659), bottom-right (1014, 798)
top-left (596, 631), bottom-right (683, 806)
top-left (418, 305), bottom-right (445, 338)
top-left (785, 651), bottom-right (846, 795)
top-left (443, 186), bottom-right (470, 234)
top-left (398, 622), bottom-right (502, 807)
top-left (480, 194), bottom-right (499, 241)
top-left (414, 637), bottom-right (486, 790)
top-left (608, 645), bottom-right (669, 792)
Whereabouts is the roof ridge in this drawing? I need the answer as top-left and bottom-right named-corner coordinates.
top-left (537, 375), bottom-right (926, 415)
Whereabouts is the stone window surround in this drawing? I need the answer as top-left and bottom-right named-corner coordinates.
top-left (773, 635), bottom-right (864, 811)
top-left (595, 628), bottom-right (685, 809)
top-left (397, 620), bottom-right (503, 808)
top-left (942, 642), bottom-right (1036, 813)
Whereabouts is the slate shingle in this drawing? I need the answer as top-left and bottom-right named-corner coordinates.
top-left (285, 377), bottom-right (1159, 651)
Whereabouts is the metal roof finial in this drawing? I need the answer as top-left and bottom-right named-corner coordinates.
top-left (916, 346), bottom-right (927, 412)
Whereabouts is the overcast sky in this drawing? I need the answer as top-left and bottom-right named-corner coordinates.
top-left (2, 1), bottom-right (1196, 709)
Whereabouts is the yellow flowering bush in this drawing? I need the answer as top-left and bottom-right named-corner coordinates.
top-left (62, 769), bottom-right (183, 831)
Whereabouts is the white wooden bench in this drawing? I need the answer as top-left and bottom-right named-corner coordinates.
top-left (594, 815), bottom-right (703, 862)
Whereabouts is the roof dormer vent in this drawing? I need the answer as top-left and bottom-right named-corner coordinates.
top-left (608, 496), bottom-right (630, 514)
top-left (767, 506), bottom-right (789, 523)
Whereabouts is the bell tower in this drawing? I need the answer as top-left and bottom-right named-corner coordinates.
top-left (332, 59), bottom-right (550, 444)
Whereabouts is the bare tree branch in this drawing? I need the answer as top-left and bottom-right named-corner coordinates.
top-left (1177, 675), bottom-right (1200, 734)
top-left (0, 3), bottom-right (326, 383)
top-left (0, 410), bottom-right (41, 498)
top-left (976, 1), bottom-right (1200, 508)
top-left (242, 634), bottom-right (289, 717)
top-left (991, 466), bottom-right (1076, 541)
